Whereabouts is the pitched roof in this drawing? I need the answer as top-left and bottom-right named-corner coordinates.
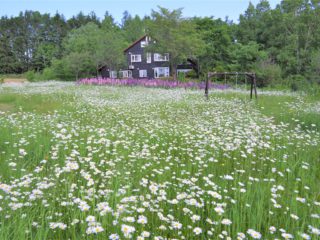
top-left (123, 35), bottom-right (147, 53)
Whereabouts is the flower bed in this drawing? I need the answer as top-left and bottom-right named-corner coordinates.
top-left (77, 77), bottom-right (229, 90)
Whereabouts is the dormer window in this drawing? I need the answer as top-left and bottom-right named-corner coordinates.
top-left (131, 54), bottom-right (142, 62)
top-left (141, 41), bottom-right (147, 47)
top-left (141, 37), bottom-right (150, 47)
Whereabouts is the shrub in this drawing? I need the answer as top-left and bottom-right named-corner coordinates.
top-left (177, 72), bottom-right (186, 82)
top-left (41, 68), bottom-right (56, 80)
top-left (285, 75), bottom-right (305, 92)
top-left (255, 60), bottom-right (282, 87)
top-left (25, 70), bottom-right (35, 82)
top-left (185, 69), bottom-right (198, 79)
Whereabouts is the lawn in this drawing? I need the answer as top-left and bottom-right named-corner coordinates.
top-left (0, 82), bottom-right (319, 239)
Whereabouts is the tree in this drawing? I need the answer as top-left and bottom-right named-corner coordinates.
top-left (65, 52), bottom-right (92, 80)
top-left (102, 12), bottom-right (120, 32)
top-left (33, 43), bottom-right (58, 71)
top-left (59, 22), bottom-right (126, 79)
top-left (237, 2), bottom-right (258, 44)
top-left (67, 11), bottom-right (100, 29)
top-left (233, 41), bottom-right (267, 71)
top-left (0, 16), bottom-right (18, 73)
top-left (192, 17), bottom-right (234, 73)
top-left (147, 7), bottom-right (204, 80)
top-left (122, 12), bottom-right (146, 43)
top-left (307, 50), bottom-right (320, 83)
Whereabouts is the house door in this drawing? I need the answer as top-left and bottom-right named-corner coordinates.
top-left (154, 67), bottom-right (169, 78)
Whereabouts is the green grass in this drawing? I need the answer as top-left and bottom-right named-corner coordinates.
top-left (205, 90), bottom-right (320, 130)
top-left (0, 93), bottom-right (72, 113)
top-left (0, 74), bottom-right (26, 79)
top-left (251, 94), bottom-right (320, 130)
top-left (0, 84), bottom-right (319, 240)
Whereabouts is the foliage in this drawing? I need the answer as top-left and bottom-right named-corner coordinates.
top-left (185, 70), bottom-right (198, 79)
top-left (177, 72), bottom-right (186, 82)
top-left (254, 59), bottom-right (282, 87)
top-left (147, 7), bottom-right (205, 80)
top-left (121, 11), bottom-right (148, 43)
top-left (41, 68), bottom-right (56, 80)
top-left (193, 17), bottom-right (234, 73)
top-left (50, 58), bottom-right (74, 81)
top-left (25, 70), bottom-right (35, 82)
top-left (53, 22), bottom-right (126, 80)
top-left (1, 2), bottom-right (320, 87)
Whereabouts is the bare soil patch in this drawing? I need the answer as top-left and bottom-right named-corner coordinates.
top-left (3, 78), bottom-right (28, 83)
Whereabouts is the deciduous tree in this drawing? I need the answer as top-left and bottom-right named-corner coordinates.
top-left (147, 7), bottom-right (205, 80)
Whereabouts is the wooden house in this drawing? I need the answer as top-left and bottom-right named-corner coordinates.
top-left (121, 35), bottom-right (171, 79)
top-left (99, 35), bottom-right (198, 79)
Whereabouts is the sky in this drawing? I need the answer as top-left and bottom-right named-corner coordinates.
top-left (0, 0), bottom-right (281, 24)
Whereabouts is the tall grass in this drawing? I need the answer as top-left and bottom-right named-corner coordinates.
top-left (0, 83), bottom-right (319, 239)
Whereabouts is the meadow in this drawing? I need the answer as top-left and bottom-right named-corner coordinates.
top-left (0, 82), bottom-right (319, 240)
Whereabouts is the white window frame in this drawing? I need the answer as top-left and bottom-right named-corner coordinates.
top-left (154, 67), bottom-right (170, 78)
top-left (154, 53), bottom-right (169, 62)
top-left (141, 41), bottom-right (148, 48)
top-left (141, 37), bottom-right (150, 47)
top-left (177, 69), bottom-right (192, 74)
top-left (131, 54), bottom-right (141, 62)
top-left (146, 53), bottom-right (152, 63)
top-left (119, 70), bottom-right (132, 78)
top-left (139, 69), bottom-right (148, 78)
top-left (110, 71), bottom-right (117, 79)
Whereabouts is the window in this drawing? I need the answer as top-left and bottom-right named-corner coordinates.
top-left (119, 70), bottom-right (132, 78)
top-left (131, 54), bottom-right (141, 62)
top-left (154, 67), bottom-right (170, 78)
top-left (139, 70), bottom-right (147, 78)
top-left (141, 37), bottom-right (150, 47)
top-left (110, 71), bottom-right (117, 79)
top-left (141, 41), bottom-right (148, 47)
top-left (146, 53), bottom-right (152, 63)
top-left (154, 53), bottom-right (169, 62)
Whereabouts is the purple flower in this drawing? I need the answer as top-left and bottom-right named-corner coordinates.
top-left (76, 77), bottom-right (229, 90)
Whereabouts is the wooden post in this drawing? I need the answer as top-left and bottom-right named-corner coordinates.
top-left (253, 74), bottom-right (258, 99)
top-left (205, 74), bottom-right (209, 100)
top-left (206, 72), bottom-right (257, 99)
top-left (235, 72), bottom-right (238, 89)
top-left (250, 75), bottom-right (253, 99)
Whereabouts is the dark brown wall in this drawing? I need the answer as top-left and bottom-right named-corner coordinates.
top-left (124, 36), bottom-right (170, 78)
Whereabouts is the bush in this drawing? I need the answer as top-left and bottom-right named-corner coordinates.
top-left (283, 75), bottom-right (320, 97)
top-left (51, 59), bottom-right (74, 81)
top-left (25, 70), bottom-right (53, 82)
top-left (177, 72), bottom-right (186, 82)
top-left (214, 65), bottom-right (227, 73)
top-left (160, 76), bottom-right (174, 81)
top-left (41, 68), bottom-right (56, 80)
top-left (285, 75), bottom-right (305, 91)
top-left (185, 69), bottom-right (198, 79)
top-left (25, 70), bottom-right (35, 82)
top-left (255, 60), bottom-right (282, 87)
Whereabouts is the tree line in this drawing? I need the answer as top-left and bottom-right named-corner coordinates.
top-left (0, 0), bottom-right (319, 88)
